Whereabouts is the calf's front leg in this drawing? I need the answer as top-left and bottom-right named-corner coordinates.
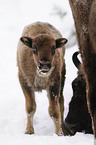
top-left (19, 75), bottom-right (36, 134)
top-left (48, 85), bottom-right (63, 135)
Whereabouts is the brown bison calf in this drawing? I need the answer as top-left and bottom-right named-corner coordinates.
top-left (69, 0), bottom-right (96, 137)
top-left (17, 22), bottom-right (67, 135)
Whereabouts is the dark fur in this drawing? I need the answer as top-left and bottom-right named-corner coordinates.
top-left (69, 0), bottom-right (96, 137)
top-left (17, 22), bottom-right (68, 135)
top-left (64, 52), bottom-right (93, 135)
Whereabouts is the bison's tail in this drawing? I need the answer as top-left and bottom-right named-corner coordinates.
top-left (72, 51), bottom-right (81, 69)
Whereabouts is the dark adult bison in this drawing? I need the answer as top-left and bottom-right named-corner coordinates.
top-left (64, 51), bottom-right (93, 135)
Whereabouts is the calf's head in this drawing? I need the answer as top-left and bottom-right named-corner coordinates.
top-left (20, 34), bottom-right (67, 74)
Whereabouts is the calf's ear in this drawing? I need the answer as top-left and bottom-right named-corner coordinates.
top-left (56, 38), bottom-right (68, 48)
top-left (20, 37), bottom-right (33, 48)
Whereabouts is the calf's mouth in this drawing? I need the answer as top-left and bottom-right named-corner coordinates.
top-left (37, 66), bottom-right (50, 74)
top-left (37, 61), bottom-right (51, 74)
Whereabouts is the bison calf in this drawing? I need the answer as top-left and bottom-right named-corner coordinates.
top-left (17, 22), bottom-right (67, 135)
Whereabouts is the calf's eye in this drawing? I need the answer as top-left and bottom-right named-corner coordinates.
top-left (32, 45), bottom-right (38, 55)
top-left (51, 46), bottom-right (56, 55)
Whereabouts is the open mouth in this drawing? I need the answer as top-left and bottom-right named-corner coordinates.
top-left (38, 68), bottom-right (49, 74)
top-left (37, 66), bottom-right (50, 75)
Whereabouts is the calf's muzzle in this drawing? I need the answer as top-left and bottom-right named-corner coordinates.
top-left (38, 60), bottom-right (51, 74)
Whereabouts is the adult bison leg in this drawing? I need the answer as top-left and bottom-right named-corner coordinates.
top-left (88, 1), bottom-right (96, 137)
top-left (86, 79), bottom-right (96, 137)
top-left (19, 75), bottom-right (36, 134)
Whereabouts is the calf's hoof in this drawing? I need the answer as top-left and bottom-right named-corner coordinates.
top-left (56, 128), bottom-right (64, 136)
top-left (25, 128), bottom-right (34, 135)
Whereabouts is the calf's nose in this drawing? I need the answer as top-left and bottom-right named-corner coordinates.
top-left (38, 60), bottom-right (51, 70)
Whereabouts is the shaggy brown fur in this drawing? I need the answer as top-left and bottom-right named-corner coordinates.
top-left (69, 0), bottom-right (96, 137)
top-left (64, 51), bottom-right (93, 135)
top-left (17, 22), bottom-right (68, 135)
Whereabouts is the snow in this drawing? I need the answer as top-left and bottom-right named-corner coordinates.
top-left (0, 0), bottom-right (94, 144)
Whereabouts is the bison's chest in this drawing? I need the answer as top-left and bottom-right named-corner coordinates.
top-left (33, 67), bottom-right (55, 91)
top-left (34, 74), bottom-right (50, 91)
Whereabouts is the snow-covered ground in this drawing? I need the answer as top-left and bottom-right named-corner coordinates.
top-left (0, 0), bottom-right (94, 144)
